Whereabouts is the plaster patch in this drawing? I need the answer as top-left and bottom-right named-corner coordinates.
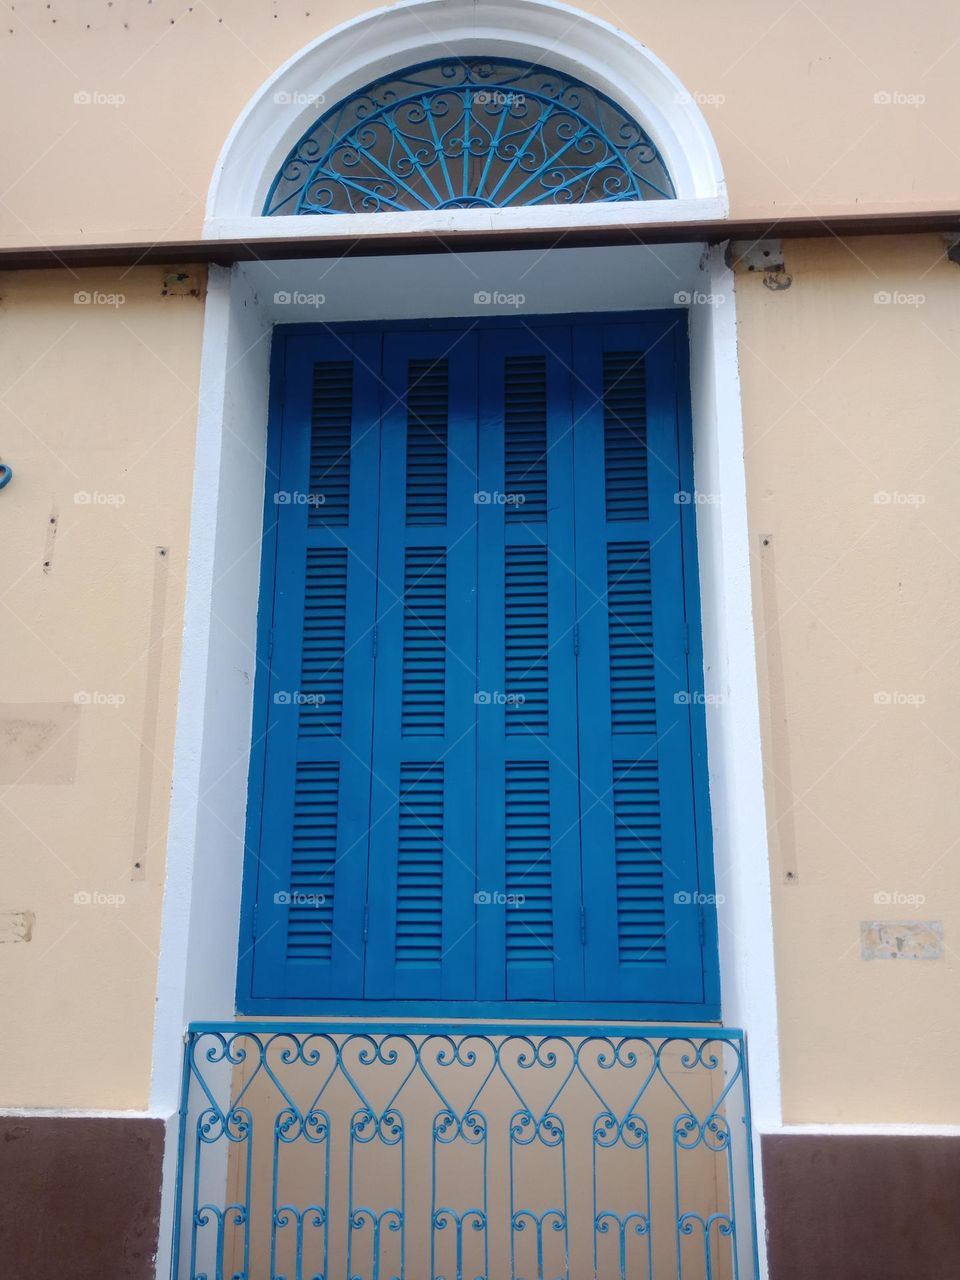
top-left (0, 910), bottom-right (35, 943)
top-left (0, 703), bottom-right (81, 784)
top-left (860, 920), bottom-right (944, 961)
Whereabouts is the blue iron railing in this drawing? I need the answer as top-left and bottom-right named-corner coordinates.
top-left (172, 1023), bottom-right (759, 1280)
top-left (264, 59), bottom-right (675, 217)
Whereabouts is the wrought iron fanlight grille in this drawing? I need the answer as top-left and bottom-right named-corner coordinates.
top-left (264, 58), bottom-right (676, 215)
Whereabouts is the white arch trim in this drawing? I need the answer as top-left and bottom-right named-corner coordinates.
top-left (205, 0), bottom-right (728, 239)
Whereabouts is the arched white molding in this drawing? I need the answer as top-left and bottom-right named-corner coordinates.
top-left (205, 0), bottom-right (728, 240)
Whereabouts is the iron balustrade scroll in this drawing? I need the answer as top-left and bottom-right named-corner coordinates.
top-left (264, 59), bottom-right (675, 217)
top-left (173, 1024), bottom-right (759, 1280)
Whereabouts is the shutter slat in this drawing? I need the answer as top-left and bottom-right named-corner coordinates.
top-left (607, 542), bottom-right (656, 736)
top-left (612, 760), bottom-right (666, 964)
top-left (308, 360), bottom-right (353, 524)
top-left (402, 547), bottom-right (447, 736)
top-left (406, 358), bottom-right (448, 525)
top-left (603, 351), bottom-right (648, 522)
top-left (286, 762), bottom-right (339, 960)
top-left (504, 355), bottom-right (548, 520)
top-left (504, 545), bottom-right (549, 735)
top-left (299, 548), bottom-right (347, 735)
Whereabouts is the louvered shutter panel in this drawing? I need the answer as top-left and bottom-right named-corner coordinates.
top-left (475, 331), bottom-right (583, 1001)
top-left (250, 334), bottom-right (382, 999)
top-left (574, 324), bottom-right (704, 1003)
top-left (364, 333), bottom-right (479, 999)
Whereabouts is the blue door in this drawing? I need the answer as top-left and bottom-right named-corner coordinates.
top-left (241, 315), bottom-right (718, 1016)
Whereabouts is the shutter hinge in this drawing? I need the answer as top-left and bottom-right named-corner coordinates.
top-left (363, 905), bottom-right (370, 943)
top-left (372, 625), bottom-right (378, 659)
top-left (268, 629), bottom-right (274, 659)
top-left (573, 623), bottom-right (580, 657)
top-left (697, 904), bottom-right (705, 946)
top-left (579, 905), bottom-right (587, 944)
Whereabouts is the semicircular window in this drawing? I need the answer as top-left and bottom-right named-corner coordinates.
top-left (264, 58), bottom-right (675, 215)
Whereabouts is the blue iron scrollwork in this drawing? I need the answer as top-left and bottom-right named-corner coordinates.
top-left (172, 1025), bottom-right (758, 1280)
top-left (264, 59), bottom-right (675, 216)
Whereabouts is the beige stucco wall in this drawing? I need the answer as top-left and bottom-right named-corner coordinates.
top-left (739, 234), bottom-right (960, 1123)
top-left (2, 3), bottom-right (959, 1126)
top-left (1, 0), bottom-right (959, 248)
top-left (0, 267), bottom-right (203, 1108)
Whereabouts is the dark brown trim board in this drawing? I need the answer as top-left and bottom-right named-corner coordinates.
top-left (0, 209), bottom-right (958, 271)
top-left (762, 1133), bottom-right (960, 1280)
top-left (0, 1116), bottom-right (164, 1280)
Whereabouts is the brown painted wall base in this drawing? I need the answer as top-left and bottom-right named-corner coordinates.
top-left (763, 1133), bottom-right (960, 1280)
top-left (0, 1116), bottom-right (164, 1280)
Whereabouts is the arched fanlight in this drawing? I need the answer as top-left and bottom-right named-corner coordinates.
top-left (264, 57), bottom-right (675, 215)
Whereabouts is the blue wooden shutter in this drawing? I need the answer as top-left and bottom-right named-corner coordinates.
top-left (363, 333), bottom-right (479, 999)
top-left (573, 324), bottom-right (705, 1004)
top-left (475, 329), bottom-right (583, 1001)
top-left (249, 333), bottom-right (381, 999)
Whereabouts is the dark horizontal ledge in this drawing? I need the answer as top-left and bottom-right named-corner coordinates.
top-left (2, 210), bottom-right (959, 270)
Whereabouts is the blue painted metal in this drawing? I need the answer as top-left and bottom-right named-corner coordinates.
top-left (171, 1024), bottom-right (759, 1280)
top-left (0, 463), bottom-right (12, 489)
top-left (264, 59), bottom-right (675, 217)
top-left (238, 314), bottom-right (719, 1018)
